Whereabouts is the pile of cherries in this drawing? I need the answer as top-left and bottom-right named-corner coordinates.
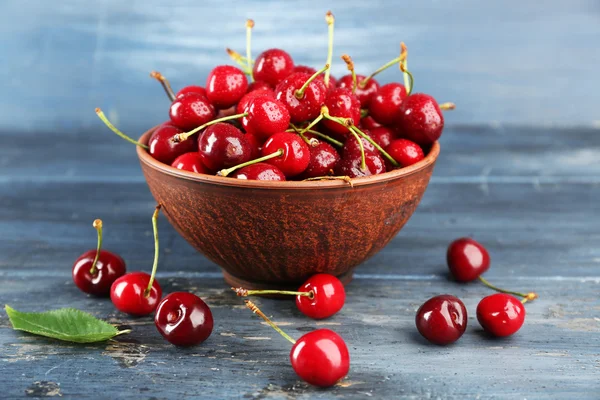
top-left (96, 12), bottom-right (454, 182)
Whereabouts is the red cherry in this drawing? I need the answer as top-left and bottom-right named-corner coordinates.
top-left (300, 141), bottom-right (341, 178)
top-left (253, 49), bottom-right (295, 87)
top-left (369, 83), bottom-right (407, 125)
top-left (477, 294), bottom-right (525, 337)
top-left (367, 127), bottom-right (393, 149)
top-left (342, 133), bottom-right (377, 157)
top-left (321, 88), bottom-right (361, 135)
top-left (296, 274), bottom-right (345, 319)
top-left (242, 97), bottom-right (291, 141)
top-left (171, 152), bottom-right (208, 174)
top-left (293, 65), bottom-right (316, 75)
top-left (233, 163), bottom-right (286, 181)
top-left (247, 81), bottom-right (273, 93)
top-left (338, 74), bottom-right (380, 108)
top-left (397, 93), bottom-right (444, 145)
top-left (261, 132), bottom-right (310, 177)
top-left (73, 249), bottom-right (126, 296)
top-left (175, 85), bottom-right (207, 99)
top-left (360, 115), bottom-right (382, 130)
top-left (386, 139), bottom-right (424, 169)
top-left (447, 238), bottom-right (491, 282)
top-left (336, 152), bottom-right (386, 178)
top-left (290, 329), bottom-right (350, 387)
top-left (244, 132), bottom-right (262, 158)
top-left (154, 292), bottom-right (214, 346)
top-left (169, 93), bottom-right (216, 131)
top-left (236, 89), bottom-right (274, 115)
top-left (110, 272), bottom-right (162, 316)
top-left (415, 295), bottom-right (467, 345)
top-left (275, 72), bottom-right (328, 123)
top-left (198, 123), bottom-right (253, 171)
top-left (149, 123), bottom-right (196, 165)
top-left (205, 65), bottom-right (248, 109)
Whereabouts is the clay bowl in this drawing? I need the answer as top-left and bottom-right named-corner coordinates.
top-left (137, 126), bottom-right (440, 290)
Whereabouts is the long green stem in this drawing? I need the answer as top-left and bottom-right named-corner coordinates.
top-left (321, 108), bottom-right (366, 170)
top-left (359, 56), bottom-right (402, 89)
top-left (304, 129), bottom-right (343, 147)
top-left (217, 149), bottom-right (284, 177)
top-left (226, 48), bottom-right (253, 74)
top-left (324, 11), bottom-right (335, 87)
top-left (439, 102), bottom-right (456, 111)
top-left (149, 71), bottom-right (176, 101)
top-left (300, 114), bottom-right (324, 134)
top-left (233, 287), bottom-right (313, 298)
top-left (89, 219), bottom-right (103, 275)
top-left (245, 300), bottom-right (296, 344)
top-left (401, 42), bottom-right (410, 93)
top-left (246, 20), bottom-right (254, 81)
top-left (478, 276), bottom-right (538, 302)
top-left (295, 64), bottom-right (330, 99)
top-left (351, 125), bottom-right (399, 167)
top-left (144, 205), bottom-right (161, 298)
top-left (341, 54), bottom-right (357, 94)
top-left (95, 108), bottom-right (149, 149)
top-left (173, 112), bottom-right (247, 143)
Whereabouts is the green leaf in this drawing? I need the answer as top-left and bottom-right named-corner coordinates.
top-left (5, 305), bottom-right (130, 343)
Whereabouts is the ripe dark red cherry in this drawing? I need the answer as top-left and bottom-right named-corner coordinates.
top-left (244, 132), bottom-right (262, 158)
top-left (336, 152), bottom-right (386, 178)
top-left (236, 89), bottom-right (274, 115)
top-left (415, 294), bottom-right (467, 345)
top-left (360, 115), bottom-right (382, 130)
top-left (397, 93), bottom-right (444, 146)
top-left (175, 85), bottom-right (207, 99)
top-left (233, 163), bottom-right (286, 181)
top-left (477, 294), bottom-right (525, 337)
top-left (198, 123), bottom-right (253, 171)
top-left (296, 274), bottom-right (345, 319)
top-left (253, 48), bottom-right (295, 87)
top-left (169, 93), bottom-right (216, 131)
top-left (293, 65), bottom-right (316, 75)
top-left (261, 132), bottom-right (311, 177)
top-left (154, 292), bottom-right (214, 346)
top-left (338, 74), bottom-right (380, 108)
top-left (247, 81), bottom-right (273, 93)
top-left (242, 97), bottom-right (291, 141)
top-left (275, 72), bottom-right (328, 123)
top-left (367, 127), bottom-right (394, 149)
top-left (110, 272), bottom-right (162, 316)
top-left (369, 83), bottom-right (408, 125)
top-left (386, 139), bottom-right (424, 168)
top-left (321, 88), bottom-right (361, 135)
top-left (171, 152), bottom-right (207, 174)
top-left (447, 237), bottom-right (491, 282)
top-left (205, 65), bottom-right (248, 109)
top-left (290, 329), bottom-right (350, 387)
top-left (149, 123), bottom-right (196, 165)
top-left (300, 142), bottom-right (341, 178)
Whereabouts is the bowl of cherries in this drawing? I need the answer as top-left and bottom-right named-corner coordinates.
top-left (96, 13), bottom-right (454, 290)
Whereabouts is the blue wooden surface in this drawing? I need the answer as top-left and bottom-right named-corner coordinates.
top-left (1, 1), bottom-right (600, 399)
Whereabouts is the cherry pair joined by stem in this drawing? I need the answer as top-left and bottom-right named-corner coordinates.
top-left (72, 219), bottom-right (126, 296)
top-left (155, 291), bottom-right (214, 346)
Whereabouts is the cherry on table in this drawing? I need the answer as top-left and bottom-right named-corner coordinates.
top-left (154, 292), bottom-right (214, 346)
top-left (169, 92), bottom-right (216, 131)
top-left (233, 163), bottom-right (286, 181)
top-left (198, 123), bottom-right (253, 171)
top-left (242, 97), bottom-right (291, 141)
top-left (396, 93), bottom-right (444, 146)
top-left (477, 293), bottom-right (526, 337)
top-left (176, 85), bottom-right (207, 99)
top-left (447, 237), bottom-right (491, 283)
top-left (111, 272), bottom-right (162, 316)
top-left (205, 65), bottom-right (248, 109)
top-left (300, 141), bottom-right (341, 179)
top-left (415, 294), bottom-right (467, 345)
top-left (253, 48), bottom-right (295, 87)
top-left (171, 152), bottom-right (208, 174)
top-left (72, 219), bottom-right (126, 296)
top-left (386, 139), bottom-right (424, 169)
top-left (275, 69), bottom-right (328, 123)
top-left (338, 74), bottom-right (380, 108)
top-left (149, 123), bottom-right (197, 165)
top-left (321, 88), bottom-right (361, 135)
top-left (369, 83), bottom-right (408, 125)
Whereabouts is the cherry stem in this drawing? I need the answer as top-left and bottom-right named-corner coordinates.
top-left (300, 114), bottom-right (324, 134)
top-left (173, 112), bottom-right (248, 143)
top-left (245, 300), bottom-right (296, 344)
top-left (144, 205), bottom-right (162, 298)
top-left (217, 149), bottom-right (284, 177)
top-left (226, 48), bottom-right (253, 74)
top-left (360, 109), bottom-right (369, 119)
top-left (149, 71), bottom-right (176, 101)
top-left (399, 63), bottom-right (414, 96)
top-left (89, 219), bottom-right (103, 275)
top-left (359, 55), bottom-right (404, 89)
top-left (400, 42), bottom-right (410, 93)
top-left (478, 276), bottom-right (538, 303)
top-left (304, 176), bottom-right (354, 187)
top-left (233, 287), bottom-right (314, 299)
top-left (350, 125), bottom-right (400, 168)
top-left (321, 106), bottom-right (366, 170)
top-left (304, 129), bottom-right (343, 147)
top-left (341, 54), bottom-right (357, 94)
top-left (246, 19), bottom-right (255, 82)
top-left (115, 329), bottom-right (132, 336)
top-left (439, 102), bottom-right (456, 111)
top-left (286, 126), bottom-right (318, 147)
top-left (324, 11), bottom-right (335, 87)
top-left (295, 64), bottom-right (330, 99)
top-left (95, 108), bottom-right (149, 149)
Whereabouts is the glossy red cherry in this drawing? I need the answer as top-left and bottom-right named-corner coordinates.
top-left (110, 272), bottom-right (162, 316)
top-left (205, 65), bottom-right (248, 109)
top-left (198, 123), bottom-right (253, 171)
top-left (386, 139), bottom-right (424, 169)
top-left (171, 152), bottom-right (208, 174)
top-left (296, 274), bottom-right (345, 319)
top-left (336, 151), bottom-right (386, 178)
top-left (290, 329), bottom-right (350, 387)
top-left (148, 123), bottom-right (196, 165)
top-left (342, 133), bottom-right (377, 157)
top-left (397, 93), bottom-right (444, 145)
top-left (261, 132), bottom-right (310, 177)
top-left (360, 115), bottom-right (382, 130)
top-left (253, 48), bottom-right (295, 87)
top-left (369, 83), bottom-right (407, 125)
top-left (247, 81), bottom-right (273, 93)
top-left (321, 88), bottom-right (361, 135)
top-left (242, 97), bottom-right (291, 141)
top-left (447, 237), bottom-right (490, 282)
top-left (236, 89), bottom-right (274, 115)
top-left (275, 72), bottom-right (328, 123)
top-left (233, 163), bottom-right (286, 181)
top-left (415, 295), bottom-right (467, 345)
top-left (338, 74), bottom-right (380, 108)
top-left (477, 294), bottom-right (525, 337)
top-left (367, 127), bottom-right (393, 149)
top-left (245, 132), bottom-right (262, 158)
top-left (293, 65), bottom-right (316, 75)
top-left (300, 141), bottom-right (341, 178)
top-left (169, 93), bottom-right (216, 131)
top-left (154, 292), bottom-right (214, 346)
top-left (175, 85), bottom-right (207, 99)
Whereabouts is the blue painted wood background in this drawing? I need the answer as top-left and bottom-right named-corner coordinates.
top-left (1, 1), bottom-right (599, 399)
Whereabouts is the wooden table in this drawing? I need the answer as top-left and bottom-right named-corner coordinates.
top-left (1, 125), bottom-right (598, 399)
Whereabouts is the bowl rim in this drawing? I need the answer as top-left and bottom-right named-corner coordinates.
top-left (137, 125), bottom-right (440, 189)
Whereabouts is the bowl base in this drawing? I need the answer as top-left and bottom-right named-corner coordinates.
top-left (222, 269), bottom-right (355, 292)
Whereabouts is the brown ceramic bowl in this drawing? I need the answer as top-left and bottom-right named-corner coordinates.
top-left (137, 126), bottom-right (440, 290)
